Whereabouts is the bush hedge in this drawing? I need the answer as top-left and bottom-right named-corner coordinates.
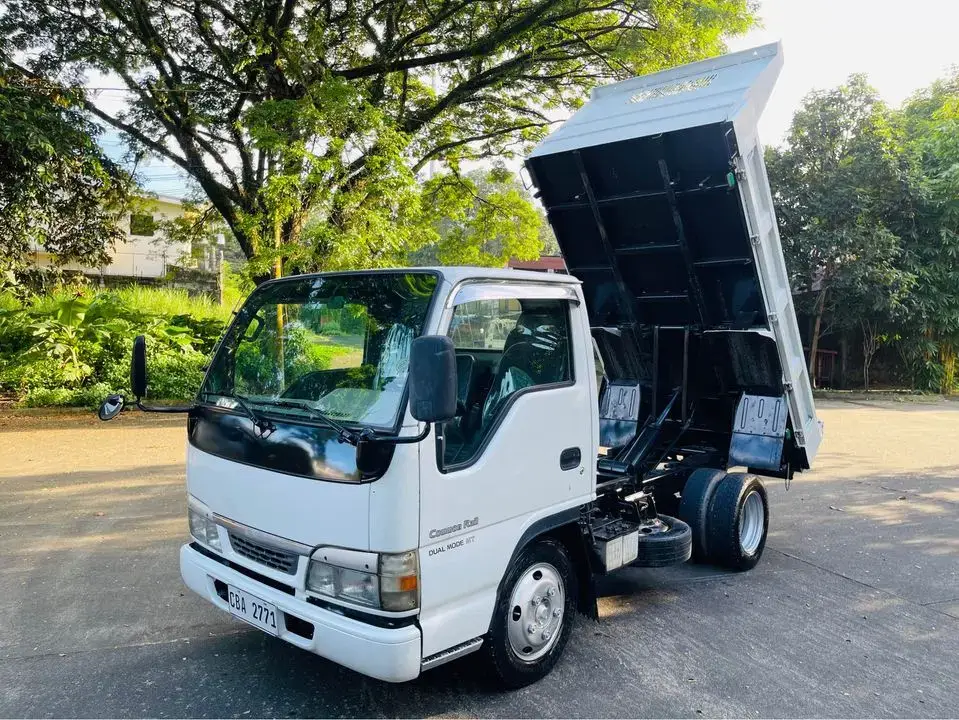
top-left (0, 286), bottom-right (234, 408)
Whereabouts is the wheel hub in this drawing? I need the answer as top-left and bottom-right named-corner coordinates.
top-left (506, 562), bottom-right (565, 662)
top-left (739, 489), bottom-right (765, 555)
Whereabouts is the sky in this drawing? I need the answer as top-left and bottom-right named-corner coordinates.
top-left (112, 0), bottom-right (959, 198)
top-left (728, 0), bottom-right (959, 144)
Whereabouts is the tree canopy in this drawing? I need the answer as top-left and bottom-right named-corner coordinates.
top-left (0, 0), bottom-right (754, 276)
top-left (765, 75), bottom-right (913, 388)
top-left (404, 165), bottom-right (545, 268)
top-left (0, 70), bottom-right (133, 280)
top-left (897, 71), bottom-right (959, 391)
top-left (767, 71), bottom-right (959, 392)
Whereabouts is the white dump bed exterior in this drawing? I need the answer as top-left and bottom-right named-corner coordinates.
top-left (529, 43), bottom-right (784, 159)
top-left (527, 43), bottom-right (822, 467)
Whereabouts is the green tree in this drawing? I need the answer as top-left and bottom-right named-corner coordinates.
top-left (766, 75), bottom-right (913, 389)
top-left (897, 71), bottom-right (959, 392)
top-left (0, 70), bottom-right (133, 279)
top-left (1, 0), bottom-right (753, 277)
top-left (408, 165), bottom-right (545, 267)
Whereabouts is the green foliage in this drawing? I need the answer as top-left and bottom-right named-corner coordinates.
top-left (110, 286), bottom-right (232, 324)
top-left (21, 296), bottom-right (124, 382)
top-left (21, 383), bottom-right (114, 409)
top-left (767, 75), bottom-right (915, 388)
top-left (896, 71), bottom-right (959, 392)
top-left (145, 351), bottom-right (211, 401)
top-left (222, 262), bottom-right (255, 312)
top-left (0, 69), bottom-right (133, 277)
top-left (410, 166), bottom-right (545, 267)
top-left (769, 70), bottom-right (959, 392)
top-left (1, 0), bottom-right (754, 274)
top-left (0, 286), bottom-right (229, 405)
top-left (767, 75), bottom-right (913, 322)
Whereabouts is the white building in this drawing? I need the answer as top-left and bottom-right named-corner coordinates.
top-left (32, 195), bottom-right (192, 279)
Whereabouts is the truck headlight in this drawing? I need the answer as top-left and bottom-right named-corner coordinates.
top-left (306, 550), bottom-right (418, 611)
top-left (187, 502), bottom-right (221, 552)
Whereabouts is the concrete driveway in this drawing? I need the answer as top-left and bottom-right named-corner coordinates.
top-left (1, 400), bottom-right (957, 717)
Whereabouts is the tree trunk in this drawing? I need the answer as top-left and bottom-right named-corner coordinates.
top-left (861, 319), bottom-right (878, 392)
top-left (808, 289), bottom-right (826, 388)
top-left (273, 211), bottom-right (285, 385)
top-left (838, 332), bottom-right (849, 390)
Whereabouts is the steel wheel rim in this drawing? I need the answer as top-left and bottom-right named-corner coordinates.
top-left (739, 490), bottom-right (765, 555)
top-left (506, 562), bottom-right (565, 663)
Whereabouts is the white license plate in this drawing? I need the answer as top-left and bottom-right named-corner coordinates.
top-left (226, 586), bottom-right (279, 636)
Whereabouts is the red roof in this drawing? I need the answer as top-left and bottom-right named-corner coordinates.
top-left (507, 255), bottom-right (567, 272)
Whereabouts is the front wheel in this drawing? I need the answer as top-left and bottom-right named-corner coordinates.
top-left (483, 538), bottom-right (576, 688)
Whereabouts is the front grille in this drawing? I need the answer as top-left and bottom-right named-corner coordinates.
top-left (193, 543), bottom-right (295, 595)
top-left (229, 533), bottom-right (299, 575)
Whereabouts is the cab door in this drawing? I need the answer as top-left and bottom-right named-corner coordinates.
top-left (417, 281), bottom-right (596, 658)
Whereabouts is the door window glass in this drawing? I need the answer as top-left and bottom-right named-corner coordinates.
top-left (444, 298), bottom-right (572, 466)
top-left (449, 299), bottom-right (522, 350)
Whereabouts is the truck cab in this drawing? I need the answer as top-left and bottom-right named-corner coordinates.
top-left (176, 267), bottom-right (598, 685)
top-left (100, 42), bottom-right (821, 688)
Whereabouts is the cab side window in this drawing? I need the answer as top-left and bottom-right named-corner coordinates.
top-left (444, 298), bottom-right (572, 466)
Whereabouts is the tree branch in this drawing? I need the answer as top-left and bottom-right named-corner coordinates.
top-left (412, 122), bottom-right (554, 173)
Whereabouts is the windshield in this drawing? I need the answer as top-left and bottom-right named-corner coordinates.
top-left (201, 272), bottom-right (438, 430)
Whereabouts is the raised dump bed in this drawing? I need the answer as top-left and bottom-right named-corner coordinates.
top-left (526, 42), bottom-right (822, 474)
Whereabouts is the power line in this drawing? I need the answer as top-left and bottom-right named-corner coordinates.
top-left (86, 86), bottom-right (267, 95)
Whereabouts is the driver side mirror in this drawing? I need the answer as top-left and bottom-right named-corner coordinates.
top-left (409, 335), bottom-right (457, 423)
top-left (97, 393), bottom-right (125, 421)
top-left (98, 333), bottom-right (193, 419)
top-left (131, 334), bottom-right (147, 399)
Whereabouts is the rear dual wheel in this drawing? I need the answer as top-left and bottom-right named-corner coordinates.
top-left (679, 470), bottom-right (769, 571)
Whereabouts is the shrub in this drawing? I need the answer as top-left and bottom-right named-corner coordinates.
top-left (21, 382), bottom-right (115, 409)
top-left (1, 284), bottom-right (231, 405)
top-left (0, 357), bottom-right (75, 393)
top-left (145, 350), bottom-right (209, 400)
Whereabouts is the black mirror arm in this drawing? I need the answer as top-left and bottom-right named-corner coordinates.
top-left (387, 422), bottom-right (432, 444)
top-left (358, 422), bottom-right (433, 446)
top-left (135, 398), bottom-right (194, 413)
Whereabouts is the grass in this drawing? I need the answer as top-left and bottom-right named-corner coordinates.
top-left (110, 286), bottom-right (234, 323)
top-left (3, 285), bottom-right (236, 324)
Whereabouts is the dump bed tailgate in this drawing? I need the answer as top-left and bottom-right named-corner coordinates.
top-left (525, 42), bottom-right (822, 468)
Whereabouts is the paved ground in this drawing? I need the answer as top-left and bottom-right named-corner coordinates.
top-left (1, 400), bottom-right (957, 718)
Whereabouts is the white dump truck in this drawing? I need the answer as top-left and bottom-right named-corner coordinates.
top-left (99, 42), bottom-right (821, 687)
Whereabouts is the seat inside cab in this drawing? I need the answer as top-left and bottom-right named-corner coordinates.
top-left (444, 299), bottom-right (571, 465)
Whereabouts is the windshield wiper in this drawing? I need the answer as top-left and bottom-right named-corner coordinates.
top-left (200, 391), bottom-right (275, 436)
top-left (267, 399), bottom-right (359, 445)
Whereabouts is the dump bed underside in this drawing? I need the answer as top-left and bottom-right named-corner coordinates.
top-left (525, 43), bottom-right (822, 471)
top-left (527, 122), bottom-right (761, 331)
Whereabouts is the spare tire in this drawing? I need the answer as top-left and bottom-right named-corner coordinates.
top-left (632, 515), bottom-right (692, 568)
top-left (678, 468), bottom-right (727, 562)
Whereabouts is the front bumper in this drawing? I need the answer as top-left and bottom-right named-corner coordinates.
top-left (179, 543), bottom-right (422, 682)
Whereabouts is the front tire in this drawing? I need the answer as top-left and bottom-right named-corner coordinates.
top-left (706, 472), bottom-right (769, 571)
top-left (484, 538), bottom-right (576, 688)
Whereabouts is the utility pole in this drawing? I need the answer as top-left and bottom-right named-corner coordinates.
top-left (216, 233), bottom-right (226, 306)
